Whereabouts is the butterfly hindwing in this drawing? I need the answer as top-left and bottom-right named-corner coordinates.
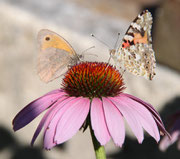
top-left (37, 48), bottom-right (72, 83)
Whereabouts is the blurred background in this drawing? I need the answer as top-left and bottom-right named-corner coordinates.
top-left (0, 0), bottom-right (180, 158)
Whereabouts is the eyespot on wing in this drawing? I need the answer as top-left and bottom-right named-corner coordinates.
top-left (37, 29), bottom-right (76, 56)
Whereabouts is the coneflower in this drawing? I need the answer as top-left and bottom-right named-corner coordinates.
top-left (13, 62), bottom-right (169, 158)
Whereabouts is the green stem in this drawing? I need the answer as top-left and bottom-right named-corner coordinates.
top-left (90, 125), bottom-right (106, 159)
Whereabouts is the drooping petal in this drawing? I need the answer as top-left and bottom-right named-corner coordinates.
top-left (170, 131), bottom-right (179, 144)
top-left (154, 118), bottom-right (170, 138)
top-left (159, 131), bottom-right (179, 151)
top-left (118, 95), bottom-right (160, 142)
top-left (102, 97), bottom-right (125, 147)
top-left (31, 108), bottom-right (51, 147)
top-left (43, 97), bottom-right (76, 149)
top-left (31, 96), bottom-right (68, 146)
top-left (13, 89), bottom-right (66, 131)
top-left (123, 93), bottom-right (170, 138)
top-left (109, 97), bottom-right (144, 143)
top-left (91, 98), bottom-right (110, 145)
top-left (159, 135), bottom-right (171, 151)
top-left (123, 93), bottom-right (163, 124)
top-left (54, 98), bottom-right (90, 144)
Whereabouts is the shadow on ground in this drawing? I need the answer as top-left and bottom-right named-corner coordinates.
top-left (0, 125), bottom-right (66, 159)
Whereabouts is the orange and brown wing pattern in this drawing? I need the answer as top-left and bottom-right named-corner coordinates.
top-left (112, 10), bottom-right (156, 80)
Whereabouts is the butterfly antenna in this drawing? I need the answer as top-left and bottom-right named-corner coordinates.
top-left (80, 46), bottom-right (98, 60)
top-left (91, 33), bottom-right (112, 67)
top-left (104, 53), bottom-right (113, 70)
top-left (107, 55), bottom-right (112, 64)
top-left (91, 34), bottom-right (111, 49)
top-left (113, 32), bottom-right (121, 49)
top-left (85, 53), bottom-right (98, 57)
top-left (81, 46), bottom-right (95, 55)
top-left (106, 32), bottom-right (121, 68)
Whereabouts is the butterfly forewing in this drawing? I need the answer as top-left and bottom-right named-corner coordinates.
top-left (37, 29), bottom-right (76, 55)
top-left (112, 10), bottom-right (156, 80)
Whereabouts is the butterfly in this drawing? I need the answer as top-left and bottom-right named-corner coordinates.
top-left (110, 10), bottom-right (156, 80)
top-left (37, 29), bottom-right (82, 83)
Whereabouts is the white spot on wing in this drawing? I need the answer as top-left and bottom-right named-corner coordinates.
top-left (131, 22), bottom-right (141, 30)
top-left (124, 35), bottom-right (133, 41)
top-left (135, 54), bottom-right (141, 61)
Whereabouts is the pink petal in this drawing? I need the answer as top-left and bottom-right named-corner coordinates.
top-left (118, 95), bottom-right (160, 142)
top-left (43, 97), bottom-right (76, 149)
top-left (31, 96), bottom-right (68, 146)
top-left (31, 109), bottom-right (51, 147)
top-left (13, 89), bottom-right (65, 131)
top-left (91, 98), bottom-right (110, 145)
top-left (109, 97), bottom-right (144, 143)
top-left (122, 93), bottom-right (163, 124)
top-left (170, 131), bottom-right (179, 143)
top-left (159, 131), bottom-right (179, 151)
top-left (102, 97), bottom-right (125, 147)
top-left (154, 119), bottom-right (170, 138)
top-left (159, 135), bottom-right (171, 151)
top-left (54, 98), bottom-right (90, 144)
top-left (123, 93), bottom-right (170, 138)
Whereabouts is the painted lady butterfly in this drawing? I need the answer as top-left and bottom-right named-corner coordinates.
top-left (110, 10), bottom-right (156, 80)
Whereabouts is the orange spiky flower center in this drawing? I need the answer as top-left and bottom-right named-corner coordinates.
top-left (62, 62), bottom-right (125, 99)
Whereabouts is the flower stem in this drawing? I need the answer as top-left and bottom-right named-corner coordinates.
top-left (90, 125), bottom-right (106, 159)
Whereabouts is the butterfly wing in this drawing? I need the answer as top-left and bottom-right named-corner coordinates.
top-left (113, 10), bottom-right (156, 80)
top-left (37, 48), bottom-right (73, 83)
top-left (37, 29), bottom-right (78, 83)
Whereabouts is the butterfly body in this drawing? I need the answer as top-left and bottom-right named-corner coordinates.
top-left (37, 29), bottom-right (81, 83)
top-left (111, 10), bottom-right (156, 80)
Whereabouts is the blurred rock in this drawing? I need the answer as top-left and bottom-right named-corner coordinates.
top-left (69, 0), bottom-right (162, 20)
top-left (154, 0), bottom-right (180, 71)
